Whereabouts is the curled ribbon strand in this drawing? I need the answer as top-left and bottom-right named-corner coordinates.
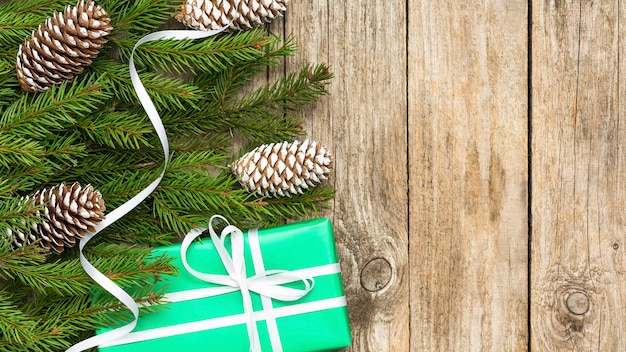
top-left (181, 215), bottom-right (315, 352)
top-left (66, 27), bottom-right (226, 352)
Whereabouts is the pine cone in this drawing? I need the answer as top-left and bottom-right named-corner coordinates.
top-left (10, 182), bottom-right (106, 254)
top-left (16, 0), bottom-right (112, 93)
top-left (231, 139), bottom-right (332, 198)
top-left (175, 0), bottom-right (288, 31)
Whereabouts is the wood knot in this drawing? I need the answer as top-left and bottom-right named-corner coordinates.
top-left (360, 257), bottom-right (392, 292)
top-left (565, 291), bottom-right (589, 315)
top-left (534, 266), bottom-right (614, 350)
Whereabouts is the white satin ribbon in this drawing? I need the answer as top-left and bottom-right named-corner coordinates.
top-left (158, 263), bottom-right (340, 305)
top-left (66, 27), bottom-right (227, 352)
top-left (179, 215), bottom-right (315, 352)
top-left (100, 296), bottom-right (347, 348)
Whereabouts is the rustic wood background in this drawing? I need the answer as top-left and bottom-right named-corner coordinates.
top-left (273, 0), bottom-right (626, 351)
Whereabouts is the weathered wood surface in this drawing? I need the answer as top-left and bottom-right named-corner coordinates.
top-left (408, 1), bottom-right (529, 351)
top-left (278, 0), bottom-right (626, 350)
top-left (531, 1), bottom-right (626, 350)
top-left (283, 1), bottom-right (410, 351)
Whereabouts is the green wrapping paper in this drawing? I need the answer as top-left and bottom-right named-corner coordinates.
top-left (97, 218), bottom-right (351, 351)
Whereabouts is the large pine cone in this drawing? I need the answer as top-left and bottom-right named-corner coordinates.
top-left (231, 139), bottom-right (332, 198)
top-left (10, 182), bottom-right (106, 254)
top-left (175, 0), bottom-right (288, 31)
top-left (16, 0), bottom-right (112, 92)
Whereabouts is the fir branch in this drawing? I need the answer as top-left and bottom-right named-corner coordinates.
top-left (57, 142), bottom-right (229, 188)
top-left (0, 245), bottom-right (92, 296)
top-left (16, 245), bottom-right (173, 340)
top-left (0, 289), bottom-right (39, 345)
top-left (167, 150), bottom-right (226, 171)
top-left (0, 62), bottom-right (19, 114)
top-left (104, 217), bottom-right (176, 245)
top-left (27, 287), bottom-right (166, 333)
top-left (83, 244), bottom-right (175, 289)
top-left (235, 185), bottom-right (336, 228)
top-left (58, 148), bottom-right (161, 180)
top-left (228, 112), bottom-right (305, 144)
top-left (0, 242), bottom-right (173, 297)
top-left (151, 192), bottom-right (201, 235)
top-left (24, 293), bottom-right (106, 333)
top-left (0, 178), bottom-right (18, 199)
top-left (261, 185), bottom-right (335, 218)
top-left (0, 282), bottom-right (167, 351)
top-left (141, 75), bottom-right (202, 111)
top-left (216, 64), bottom-right (333, 143)
top-left (0, 164), bottom-right (58, 198)
top-left (0, 319), bottom-right (68, 352)
top-left (92, 59), bottom-right (203, 111)
top-left (158, 101), bottom-right (223, 136)
top-left (42, 132), bottom-right (86, 168)
top-left (250, 34), bottom-right (298, 68)
top-left (95, 168), bottom-right (163, 207)
top-left (0, 133), bottom-right (44, 168)
top-left (0, 196), bottom-right (41, 236)
top-left (103, 0), bottom-right (176, 36)
top-left (232, 63), bottom-right (333, 113)
top-left (199, 34), bottom-right (298, 102)
top-left (169, 133), bottom-right (230, 154)
top-left (2, 132), bottom-right (86, 193)
top-left (75, 110), bottom-right (155, 150)
top-left (0, 75), bottom-right (111, 138)
top-left (150, 171), bottom-right (334, 235)
top-left (115, 28), bottom-right (271, 75)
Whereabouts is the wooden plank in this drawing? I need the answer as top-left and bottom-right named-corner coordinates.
top-left (284, 1), bottom-right (410, 351)
top-left (408, 1), bottom-right (529, 350)
top-left (531, 0), bottom-right (626, 350)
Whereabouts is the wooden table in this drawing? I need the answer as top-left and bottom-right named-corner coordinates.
top-left (278, 1), bottom-right (626, 351)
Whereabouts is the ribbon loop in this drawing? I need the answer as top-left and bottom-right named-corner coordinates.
top-left (180, 216), bottom-right (315, 352)
top-left (247, 271), bottom-right (314, 301)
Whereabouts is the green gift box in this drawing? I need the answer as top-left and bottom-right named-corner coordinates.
top-left (97, 217), bottom-right (351, 352)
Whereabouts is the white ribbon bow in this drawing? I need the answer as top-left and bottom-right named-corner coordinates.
top-left (181, 215), bottom-right (315, 352)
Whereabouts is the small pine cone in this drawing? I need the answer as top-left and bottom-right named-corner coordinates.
top-left (231, 139), bottom-right (332, 198)
top-left (10, 182), bottom-right (106, 254)
top-left (16, 0), bottom-right (112, 92)
top-left (175, 0), bottom-right (288, 31)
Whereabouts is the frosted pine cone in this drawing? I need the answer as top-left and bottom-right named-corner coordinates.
top-left (175, 0), bottom-right (288, 31)
top-left (16, 0), bottom-right (112, 92)
top-left (10, 182), bottom-right (106, 254)
top-left (231, 139), bottom-right (332, 198)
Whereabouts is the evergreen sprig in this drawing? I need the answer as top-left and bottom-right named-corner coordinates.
top-left (101, 0), bottom-right (177, 35)
top-left (115, 28), bottom-right (274, 75)
top-left (0, 0), bottom-right (334, 349)
top-left (0, 289), bottom-right (39, 345)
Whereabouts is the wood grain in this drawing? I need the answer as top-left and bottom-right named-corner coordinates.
top-left (531, 0), bottom-right (626, 350)
top-left (283, 1), bottom-right (410, 351)
top-left (171, 0), bottom-right (626, 350)
top-left (408, 1), bottom-right (529, 350)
